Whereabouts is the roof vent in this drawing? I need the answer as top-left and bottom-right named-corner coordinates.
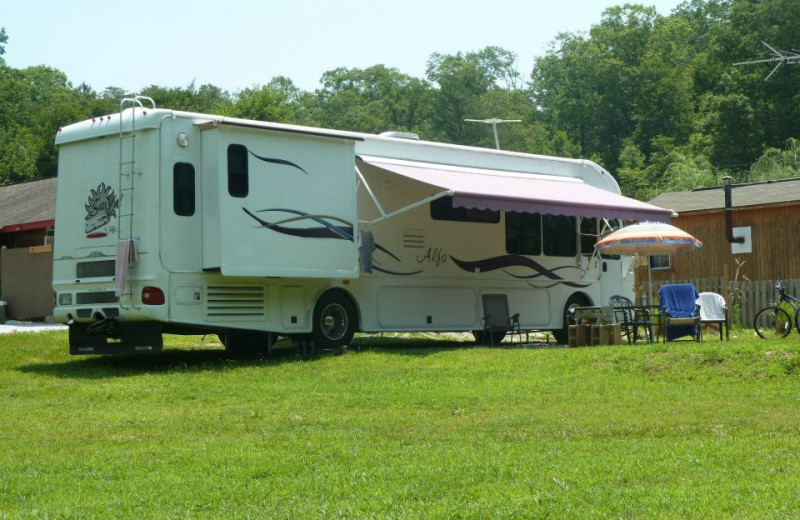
top-left (379, 131), bottom-right (420, 141)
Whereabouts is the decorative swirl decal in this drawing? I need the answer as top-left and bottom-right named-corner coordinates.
top-left (450, 254), bottom-right (591, 288)
top-left (84, 182), bottom-right (120, 234)
top-left (244, 208), bottom-right (353, 240)
top-left (372, 266), bottom-right (423, 276)
top-left (248, 150), bottom-right (308, 174)
top-left (244, 207), bottom-right (420, 275)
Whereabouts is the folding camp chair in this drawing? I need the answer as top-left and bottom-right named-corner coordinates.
top-left (480, 294), bottom-right (524, 346)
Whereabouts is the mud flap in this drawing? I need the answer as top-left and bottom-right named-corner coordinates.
top-left (69, 321), bottom-right (163, 355)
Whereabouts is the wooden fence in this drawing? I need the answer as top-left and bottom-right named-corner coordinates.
top-left (649, 278), bottom-right (800, 328)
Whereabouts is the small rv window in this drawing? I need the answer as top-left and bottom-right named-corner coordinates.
top-left (505, 212), bottom-right (541, 255)
top-left (580, 217), bottom-right (598, 255)
top-left (173, 162), bottom-right (195, 216)
top-left (227, 144), bottom-right (249, 197)
top-left (430, 196), bottom-right (500, 223)
top-left (543, 214), bottom-right (577, 257)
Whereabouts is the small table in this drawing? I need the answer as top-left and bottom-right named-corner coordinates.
top-left (573, 306), bottom-right (615, 325)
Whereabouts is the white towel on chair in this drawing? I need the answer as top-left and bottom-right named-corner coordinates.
top-left (115, 239), bottom-right (139, 296)
top-left (697, 292), bottom-right (726, 321)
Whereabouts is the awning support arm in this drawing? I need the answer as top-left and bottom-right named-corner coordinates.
top-left (355, 165), bottom-right (387, 217)
top-left (364, 190), bottom-right (454, 224)
top-left (355, 164), bottom-right (454, 224)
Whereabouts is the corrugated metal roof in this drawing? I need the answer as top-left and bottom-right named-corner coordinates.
top-left (0, 178), bottom-right (57, 229)
top-left (648, 177), bottom-right (800, 213)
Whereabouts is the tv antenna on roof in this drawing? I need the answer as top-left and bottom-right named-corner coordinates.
top-left (464, 118), bottom-right (521, 150)
top-left (734, 41), bottom-right (800, 81)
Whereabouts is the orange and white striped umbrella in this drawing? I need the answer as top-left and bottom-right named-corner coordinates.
top-left (595, 222), bottom-right (702, 256)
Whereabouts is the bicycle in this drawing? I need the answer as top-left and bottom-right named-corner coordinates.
top-left (753, 281), bottom-right (800, 339)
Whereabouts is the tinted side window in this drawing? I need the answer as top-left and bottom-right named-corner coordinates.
top-left (173, 162), bottom-right (195, 216)
top-left (227, 144), bottom-right (248, 197)
top-left (543, 214), bottom-right (577, 257)
top-left (580, 217), bottom-right (598, 255)
top-left (430, 196), bottom-right (500, 223)
top-left (505, 212), bottom-right (541, 255)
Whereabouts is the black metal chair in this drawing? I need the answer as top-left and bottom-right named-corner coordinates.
top-left (609, 295), bottom-right (651, 344)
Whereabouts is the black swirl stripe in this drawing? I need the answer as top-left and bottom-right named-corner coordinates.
top-left (248, 150), bottom-right (308, 174)
top-left (244, 208), bottom-right (353, 240)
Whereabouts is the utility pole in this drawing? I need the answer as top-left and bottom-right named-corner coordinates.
top-left (464, 118), bottom-right (521, 150)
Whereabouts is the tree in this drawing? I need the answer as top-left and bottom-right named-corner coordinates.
top-left (305, 65), bottom-right (434, 134)
top-left (750, 138), bottom-right (800, 181)
top-left (633, 17), bottom-right (696, 156)
top-left (0, 28), bottom-right (7, 57)
top-left (230, 78), bottom-right (300, 123)
top-left (426, 47), bottom-right (521, 143)
top-left (140, 81), bottom-right (233, 113)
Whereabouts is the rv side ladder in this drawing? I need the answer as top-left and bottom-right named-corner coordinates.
top-left (117, 96), bottom-right (155, 305)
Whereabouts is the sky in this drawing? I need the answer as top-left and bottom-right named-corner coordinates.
top-left (3, 0), bottom-right (686, 94)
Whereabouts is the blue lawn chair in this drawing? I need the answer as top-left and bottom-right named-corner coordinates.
top-left (658, 284), bottom-right (701, 342)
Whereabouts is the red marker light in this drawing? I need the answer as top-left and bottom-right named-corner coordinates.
top-left (142, 286), bottom-right (165, 305)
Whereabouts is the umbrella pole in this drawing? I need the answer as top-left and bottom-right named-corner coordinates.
top-left (647, 257), bottom-right (655, 342)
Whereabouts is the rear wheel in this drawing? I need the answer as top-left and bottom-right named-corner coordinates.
top-left (472, 330), bottom-right (507, 346)
top-left (220, 330), bottom-right (276, 355)
top-left (552, 294), bottom-right (590, 345)
top-left (311, 291), bottom-right (356, 351)
top-left (754, 307), bottom-right (792, 340)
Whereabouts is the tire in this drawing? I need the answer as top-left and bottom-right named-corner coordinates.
top-left (311, 291), bottom-right (356, 351)
top-left (795, 307), bottom-right (800, 336)
top-left (552, 294), bottom-right (590, 345)
top-left (220, 330), bottom-right (276, 355)
top-left (754, 307), bottom-right (792, 340)
top-left (471, 329), bottom-right (507, 346)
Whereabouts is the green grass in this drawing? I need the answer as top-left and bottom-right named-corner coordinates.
top-left (1, 330), bottom-right (799, 519)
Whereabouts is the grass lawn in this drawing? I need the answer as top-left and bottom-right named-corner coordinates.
top-left (0, 329), bottom-right (798, 519)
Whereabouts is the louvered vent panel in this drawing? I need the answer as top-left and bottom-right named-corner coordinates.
top-left (207, 285), bottom-right (265, 321)
top-left (402, 229), bottom-right (425, 249)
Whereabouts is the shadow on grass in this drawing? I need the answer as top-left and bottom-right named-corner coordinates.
top-left (16, 334), bottom-right (558, 380)
top-left (17, 346), bottom-right (287, 379)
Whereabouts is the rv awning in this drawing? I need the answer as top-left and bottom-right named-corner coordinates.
top-left (357, 155), bottom-right (672, 222)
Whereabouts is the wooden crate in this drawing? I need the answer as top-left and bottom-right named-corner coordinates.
top-left (568, 324), bottom-right (590, 347)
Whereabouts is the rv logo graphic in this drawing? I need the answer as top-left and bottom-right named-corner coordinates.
top-left (85, 183), bottom-right (121, 234)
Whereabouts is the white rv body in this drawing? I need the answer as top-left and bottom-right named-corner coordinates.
top-left (52, 100), bottom-right (671, 354)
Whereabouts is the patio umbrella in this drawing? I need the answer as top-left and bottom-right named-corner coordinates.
top-left (594, 221), bottom-right (702, 305)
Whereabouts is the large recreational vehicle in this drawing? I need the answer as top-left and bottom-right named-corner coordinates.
top-left (52, 97), bottom-right (672, 355)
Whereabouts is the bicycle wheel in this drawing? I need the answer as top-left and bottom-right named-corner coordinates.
top-left (754, 307), bottom-right (792, 339)
top-left (795, 306), bottom-right (800, 335)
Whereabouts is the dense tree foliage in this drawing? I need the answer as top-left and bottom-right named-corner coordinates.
top-left (1, 0), bottom-right (798, 202)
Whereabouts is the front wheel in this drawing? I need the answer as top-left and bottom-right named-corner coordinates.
top-left (552, 294), bottom-right (590, 345)
top-left (754, 307), bottom-right (792, 339)
top-left (795, 306), bottom-right (800, 336)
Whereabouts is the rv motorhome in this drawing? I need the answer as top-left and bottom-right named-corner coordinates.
top-left (52, 97), bottom-right (672, 355)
